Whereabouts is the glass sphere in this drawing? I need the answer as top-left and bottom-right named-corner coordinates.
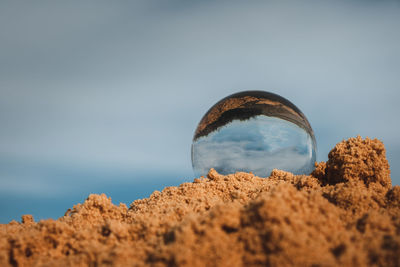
top-left (191, 91), bottom-right (317, 177)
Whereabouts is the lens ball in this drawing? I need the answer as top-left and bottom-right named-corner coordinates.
top-left (191, 91), bottom-right (317, 177)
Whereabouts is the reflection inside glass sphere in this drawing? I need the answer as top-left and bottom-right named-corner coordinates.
top-left (191, 91), bottom-right (316, 177)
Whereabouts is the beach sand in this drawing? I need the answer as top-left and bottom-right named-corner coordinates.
top-left (1, 136), bottom-right (399, 266)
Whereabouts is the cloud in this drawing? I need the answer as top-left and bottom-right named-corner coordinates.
top-left (192, 116), bottom-right (315, 177)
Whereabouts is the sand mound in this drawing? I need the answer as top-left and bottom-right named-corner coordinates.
top-left (1, 136), bottom-right (399, 266)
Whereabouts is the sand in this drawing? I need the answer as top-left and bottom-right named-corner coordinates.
top-left (194, 91), bottom-right (314, 140)
top-left (1, 136), bottom-right (399, 266)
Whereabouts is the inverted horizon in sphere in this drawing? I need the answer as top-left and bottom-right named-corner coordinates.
top-left (191, 91), bottom-right (317, 177)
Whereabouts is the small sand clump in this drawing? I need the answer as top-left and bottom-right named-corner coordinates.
top-left (1, 136), bottom-right (399, 266)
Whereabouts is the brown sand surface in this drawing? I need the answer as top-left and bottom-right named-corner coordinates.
top-left (1, 136), bottom-right (399, 266)
top-left (193, 91), bottom-right (314, 140)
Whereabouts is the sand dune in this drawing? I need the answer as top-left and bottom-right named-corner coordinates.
top-left (1, 136), bottom-right (399, 266)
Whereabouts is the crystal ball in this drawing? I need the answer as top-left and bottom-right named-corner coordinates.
top-left (191, 91), bottom-right (317, 177)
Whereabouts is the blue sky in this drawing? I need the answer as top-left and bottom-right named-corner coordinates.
top-left (1, 0), bottom-right (399, 223)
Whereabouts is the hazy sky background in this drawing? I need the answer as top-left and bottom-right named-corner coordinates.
top-left (1, 0), bottom-right (399, 223)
